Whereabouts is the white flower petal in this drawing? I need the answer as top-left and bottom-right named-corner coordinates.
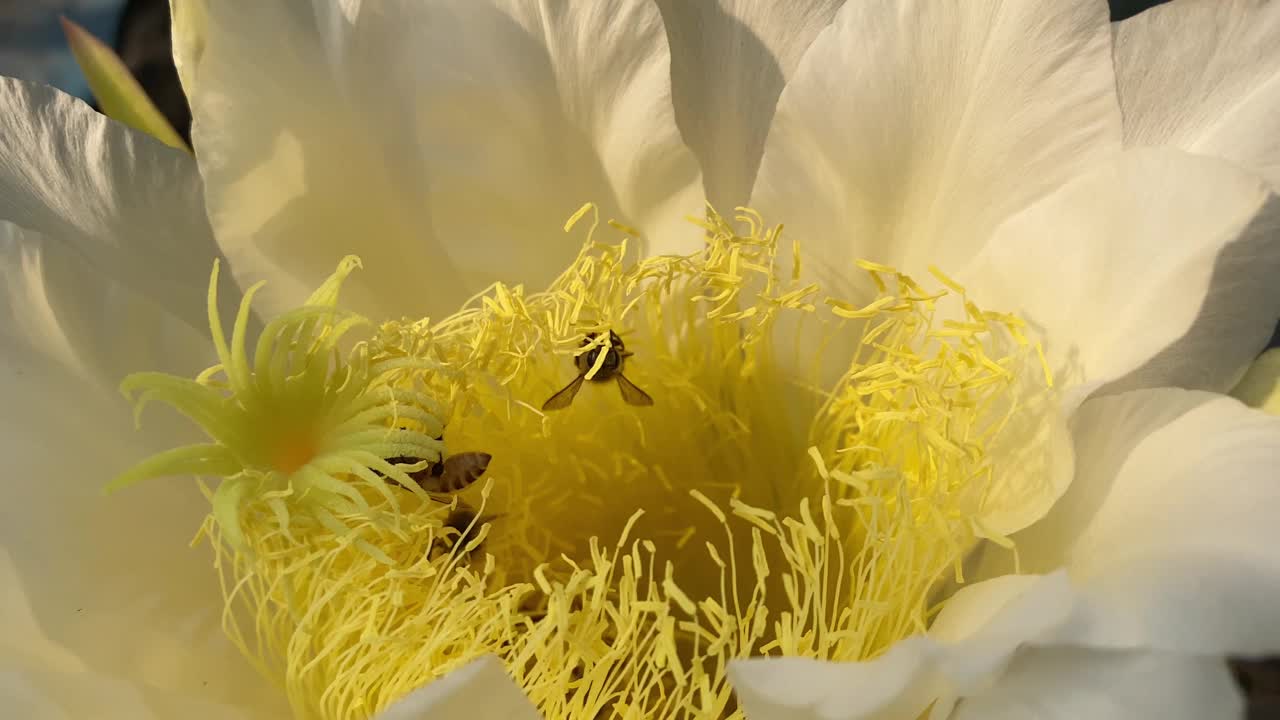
top-left (183, 0), bottom-right (701, 322)
top-left (169, 0), bottom-right (208, 97)
top-left (654, 0), bottom-right (844, 209)
top-left (960, 147), bottom-right (1280, 400)
top-left (0, 77), bottom-right (236, 342)
top-left (734, 567), bottom-right (1243, 720)
top-left (751, 0), bottom-right (1120, 296)
top-left (972, 389), bottom-right (1280, 658)
top-left (1, 549), bottom-right (85, 674)
top-left (729, 573), bottom-right (1078, 720)
top-left (1062, 390), bottom-right (1280, 657)
top-left (0, 77), bottom-right (272, 714)
top-left (928, 574), bottom-right (1049, 643)
top-left (730, 644), bottom-right (942, 720)
top-left (0, 551), bottom-right (259, 719)
top-left (0, 223), bottom-right (282, 715)
top-left (0, 669), bottom-right (257, 720)
top-left (0, 220), bottom-right (210, 389)
top-left (1114, 0), bottom-right (1280, 188)
top-left (989, 388), bottom-right (1220, 578)
top-left (375, 656), bottom-right (541, 720)
top-left (972, 387), bottom-right (1075, 538)
top-left (950, 648), bottom-right (1241, 720)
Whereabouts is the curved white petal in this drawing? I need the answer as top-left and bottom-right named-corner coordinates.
top-left (0, 551), bottom-right (258, 719)
top-left (959, 147), bottom-right (1280, 400)
top-left (0, 221), bottom-right (283, 716)
top-left (654, 0), bottom-right (844, 209)
top-left (731, 644), bottom-right (941, 720)
top-left (0, 77), bottom-right (237, 343)
top-left (950, 649), bottom-right (1241, 720)
top-left (0, 77), bottom-right (271, 711)
top-left (0, 669), bottom-right (256, 720)
top-left (971, 388), bottom-right (1280, 658)
top-left (1063, 390), bottom-right (1280, 657)
top-left (751, 0), bottom-right (1121, 298)
top-left (733, 567), bottom-right (1244, 720)
top-left (183, 0), bottom-right (702, 322)
top-left (990, 388), bottom-right (1219, 578)
top-left (928, 574), bottom-right (1048, 644)
top-left (1114, 0), bottom-right (1280, 188)
top-left (169, 0), bottom-right (208, 98)
top-left (929, 573), bottom-right (1245, 717)
top-left (729, 573), bottom-right (1079, 720)
top-left (375, 656), bottom-right (541, 720)
top-left (0, 217), bottom-right (210, 396)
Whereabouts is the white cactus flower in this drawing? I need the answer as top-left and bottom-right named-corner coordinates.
top-left (1, 1), bottom-right (1279, 719)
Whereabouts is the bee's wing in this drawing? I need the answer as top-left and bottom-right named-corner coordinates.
top-left (541, 374), bottom-right (586, 411)
top-left (424, 452), bottom-right (492, 493)
top-left (615, 373), bottom-right (654, 406)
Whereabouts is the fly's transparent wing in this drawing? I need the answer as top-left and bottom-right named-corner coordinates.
top-left (615, 374), bottom-right (654, 406)
top-left (542, 374), bottom-right (586, 411)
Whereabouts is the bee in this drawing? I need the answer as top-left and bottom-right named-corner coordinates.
top-left (385, 436), bottom-right (492, 497)
top-left (441, 503), bottom-right (500, 556)
top-left (542, 330), bottom-right (654, 411)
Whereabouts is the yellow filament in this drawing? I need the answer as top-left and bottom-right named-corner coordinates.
top-left (119, 206), bottom-right (1055, 719)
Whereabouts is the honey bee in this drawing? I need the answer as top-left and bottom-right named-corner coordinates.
top-left (542, 330), bottom-right (654, 411)
top-left (442, 503), bottom-right (500, 556)
top-left (385, 437), bottom-right (492, 496)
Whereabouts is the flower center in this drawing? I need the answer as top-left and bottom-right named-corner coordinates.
top-left (111, 206), bottom-right (1059, 719)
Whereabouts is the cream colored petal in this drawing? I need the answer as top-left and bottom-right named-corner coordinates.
top-left (751, 0), bottom-right (1121, 298)
top-left (735, 567), bottom-right (1238, 720)
top-left (928, 578), bottom-right (1241, 719)
top-left (729, 573), bottom-right (1079, 720)
top-left (1062, 391), bottom-right (1280, 657)
top-left (971, 387), bottom-right (1280, 658)
top-left (168, 0), bottom-right (208, 98)
top-left (985, 388), bottom-right (1219, 579)
top-left (0, 220), bottom-right (203, 389)
top-left (654, 0), bottom-right (844, 209)
top-left (0, 80), bottom-right (268, 709)
top-left (0, 77), bottom-right (237, 343)
top-left (972, 386), bottom-right (1075, 538)
top-left (375, 656), bottom-right (541, 720)
top-left (950, 649), bottom-right (1241, 720)
top-left (0, 551), bottom-right (259, 719)
top-left (928, 574), bottom-right (1049, 644)
top-left (959, 147), bottom-right (1280, 401)
top-left (184, 0), bottom-right (701, 322)
top-left (0, 669), bottom-right (255, 720)
top-left (731, 645), bottom-right (941, 720)
top-left (0, 221), bottom-right (283, 716)
top-left (1114, 0), bottom-right (1280, 188)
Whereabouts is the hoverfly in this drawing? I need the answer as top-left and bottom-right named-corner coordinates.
top-left (541, 330), bottom-right (654, 411)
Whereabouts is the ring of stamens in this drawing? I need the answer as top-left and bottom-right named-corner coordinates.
top-left (113, 205), bottom-right (1057, 719)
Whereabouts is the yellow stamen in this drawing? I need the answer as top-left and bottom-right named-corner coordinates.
top-left (116, 206), bottom-right (1057, 719)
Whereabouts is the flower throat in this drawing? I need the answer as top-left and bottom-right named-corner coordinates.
top-left (109, 205), bottom-right (1058, 719)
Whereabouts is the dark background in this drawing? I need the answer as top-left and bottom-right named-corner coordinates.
top-left (4, 0), bottom-right (1280, 716)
